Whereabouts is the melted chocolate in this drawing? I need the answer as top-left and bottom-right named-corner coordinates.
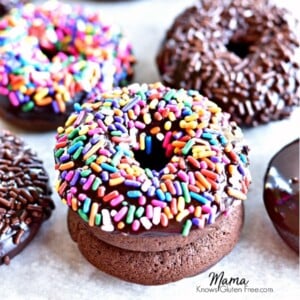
top-left (264, 139), bottom-right (299, 254)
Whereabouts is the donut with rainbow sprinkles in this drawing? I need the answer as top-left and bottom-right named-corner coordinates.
top-left (0, 1), bottom-right (135, 130)
top-left (54, 82), bottom-right (251, 285)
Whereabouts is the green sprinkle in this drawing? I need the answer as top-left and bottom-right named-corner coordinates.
top-left (72, 146), bottom-right (83, 160)
top-left (136, 90), bottom-right (146, 100)
top-left (21, 101), bottom-right (34, 112)
top-left (54, 148), bottom-right (64, 158)
top-left (85, 154), bottom-right (97, 165)
top-left (81, 169), bottom-right (92, 177)
top-left (68, 128), bottom-right (80, 139)
top-left (122, 201), bottom-right (128, 206)
top-left (182, 139), bottom-right (195, 155)
top-left (95, 213), bottom-right (102, 226)
top-left (181, 182), bottom-right (191, 203)
top-left (78, 209), bottom-right (89, 222)
top-left (126, 205), bottom-right (136, 224)
top-left (72, 135), bottom-right (87, 144)
top-left (164, 89), bottom-right (175, 101)
top-left (182, 219), bottom-right (192, 237)
top-left (110, 130), bottom-right (122, 136)
top-left (135, 207), bottom-right (144, 218)
top-left (111, 150), bottom-right (123, 166)
top-left (92, 177), bottom-right (102, 191)
top-left (145, 168), bottom-right (153, 179)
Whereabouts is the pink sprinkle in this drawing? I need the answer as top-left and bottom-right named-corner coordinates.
top-left (138, 196), bottom-right (146, 206)
top-left (78, 193), bottom-right (87, 201)
top-left (162, 131), bottom-right (172, 148)
top-left (83, 174), bottom-right (95, 190)
top-left (146, 204), bottom-right (153, 219)
top-left (132, 219), bottom-right (140, 231)
top-left (178, 170), bottom-right (189, 182)
top-left (65, 170), bottom-right (74, 181)
top-left (99, 149), bottom-right (111, 156)
top-left (135, 121), bottom-right (146, 129)
top-left (0, 86), bottom-right (9, 95)
top-left (165, 144), bottom-right (173, 157)
top-left (200, 161), bottom-right (208, 169)
top-left (188, 171), bottom-right (196, 185)
top-left (66, 193), bottom-right (72, 205)
top-left (70, 187), bottom-right (77, 195)
top-left (8, 92), bottom-right (20, 107)
top-left (202, 205), bottom-right (212, 214)
top-left (114, 206), bottom-right (128, 222)
top-left (110, 195), bottom-right (125, 207)
top-left (188, 205), bottom-right (195, 213)
top-left (151, 199), bottom-right (167, 208)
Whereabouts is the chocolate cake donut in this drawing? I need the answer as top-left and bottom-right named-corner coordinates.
top-left (156, 0), bottom-right (300, 126)
top-left (264, 139), bottom-right (299, 254)
top-left (54, 82), bottom-right (251, 284)
top-left (0, 130), bottom-right (54, 265)
top-left (0, 1), bottom-right (135, 131)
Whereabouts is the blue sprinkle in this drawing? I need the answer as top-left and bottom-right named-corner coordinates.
top-left (239, 153), bottom-right (247, 164)
top-left (192, 218), bottom-right (202, 227)
top-left (83, 198), bottom-right (91, 214)
top-left (73, 103), bottom-right (82, 112)
top-left (165, 192), bottom-right (172, 202)
top-left (156, 189), bottom-right (166, 201)
top-left (127, 190), bottom-right (142, 198)
top-left (209, 138), bottom-right (218, 145)
top-left (146, 136), bottom-right (152, 155)
top-left (101, 163), bottom-right (118, 173)
top-left (202, 132), bottom-right (213, 140)
top-left (190, 192), bottom-right (209, 205)
top-left (219, 135), bottom-right (227, 146)
top-left (111, 150), bottom-right (123, 166)
top-left (68, 141), bottom-right (84, 154)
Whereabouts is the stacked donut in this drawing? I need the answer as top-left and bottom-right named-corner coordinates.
top-left (0, 1), bottom-right (135, 130)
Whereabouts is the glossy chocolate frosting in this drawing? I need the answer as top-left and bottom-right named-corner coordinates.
top-left (264, 139), bottom-right (299, 254)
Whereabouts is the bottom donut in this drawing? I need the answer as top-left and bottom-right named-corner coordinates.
top-left (67, 203), bottom-right (244, 285)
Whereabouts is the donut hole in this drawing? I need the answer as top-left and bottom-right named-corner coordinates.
top-left (133, 138), bottom-right (169, 172)
top-left (225, 40), bottom-right (251, 59)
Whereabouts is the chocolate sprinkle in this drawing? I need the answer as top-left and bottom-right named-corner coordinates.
top-left (0, 130), bottom-right (54, 264)
top-left (156, 0), bottom-right (300, 126)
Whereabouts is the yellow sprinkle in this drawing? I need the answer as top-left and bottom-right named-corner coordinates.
top-left (79, 125), bottom-right (89, 136)
top-left (57, 126), bottom-right (64, 134)
top-left (164, 121), bottom-right (172, 130)
top-left (139, 132), bottom-right (146, 151)
top-left (65, 126), bottom-right (74, 135)
top-left (185, 113), bottom-right (198, 122)
top-left (96, 155), bottom-right (107, 165)
top-left (194, 150), bottom-right (217, 159)
top-left (61, 198), bottom-right (67, 205)
top-left (168, 112), bottom-right (176, 122)
top-left (143, 113), bottom-right (152, 125)
top-left (177, 196), bottom-right (185, 212)
top-left (163, 206), bottom-right (174, 219)
top-left (227, 188), bottom-right (247, 200)
top-left (160, 182), bottom-right (167, 193)
top-left (109, 177), bottom-right (125, 186)
top-left (228, 165), bottom-right (237, 176)
top-left (65, 114), bottom-right (78, 127)
top-left (194, 206), bottom-right (202, 218)
top-left (89, 203), bottom-right (99, 227)
top-left (128, 109), bottom-right (136, 120)
top-left (149, 98), bottom-right (158, 110)
top-left (176, 209), bottom-right (189, 222)
top-left (83, 140), bottom-right (105, 161)
top-left (117, 222), bottom-right (125, 230)
top-left (54, 179), bottom-right (61, 192)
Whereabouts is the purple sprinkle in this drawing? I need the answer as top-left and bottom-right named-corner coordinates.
top-left (70, 170), bottom-right (80, 186)
top-left (124, 180), bottom-right (141, 188)
top-left (82, 142), bottom-right (92, 155)
top-left (210, 156), bottom-right (220, 163)
top-left (101, 171), bottom-right (109, 182)
top-left (91, 134), bottom-right (101, 144)
top-left (61, 170), bottom-right (67, 180)
top-left (52, 101), bottom-right (60, 114)
top-left (80, 177), bottom-right (87, 185)
top-left (203, 192), bottom-right (214, 201)
top-left (60, 154), bottom-right (71, 163)
top-left (151, 177), bottom-right (160, 188)
top-left (115, 122), bottom-right (128, 133)
top-left (147, 186), bottom-right (156, 197)
top-left (173, 181), bottom-right (182, 195)
top-left (108, 124), bottom-right (116, 131)
top-left (237, 165), bottom-right (245, 176)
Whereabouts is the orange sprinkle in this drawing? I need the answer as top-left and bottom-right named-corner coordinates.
top-left (71, 198), bottom-right (78, 211)
top-left (160, 213), bottom-right (169, 227)
top-left (117, 222), bottom-right (125, 230)
top-left (170, 198), bottom-right (178, 215)
top-left (103, 190), bottom-right (119, 202)
top-left (59, 161), bottom-right (74, 171)
top-left (201, 169), bottom-right (219, 180)
top-left (89, 203), bottom-right (99, 227)
top-left (150, 127), bottom-right (161, 135)
top-left (90, 162), bottom-right (101, 173)
top-left (194, 206), bottom-right (202, 218)
top-left (195, 171), bottom-right (211, 190)
top-left (187, 155), bottom-right (200, 168)
top-left (163, 206), bottom-right (174, 219)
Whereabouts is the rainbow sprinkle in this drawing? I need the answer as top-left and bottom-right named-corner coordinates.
top-left (54, 82), bottom-right (251, 236)
top-left (0, 1), bottom-right (135, 115)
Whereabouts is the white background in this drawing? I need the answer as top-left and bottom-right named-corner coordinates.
top-left (0, 0), bottom-right (299, 299)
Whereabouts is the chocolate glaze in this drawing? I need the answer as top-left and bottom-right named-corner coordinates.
top-left (264, 139), bottom-right (299, 254)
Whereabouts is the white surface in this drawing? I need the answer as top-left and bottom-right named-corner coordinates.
top-left (0, 0), bottom-right (299, 299)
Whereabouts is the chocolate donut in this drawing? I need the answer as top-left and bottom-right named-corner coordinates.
top-left (0, 130), bottom-right (54, 265)
top-left (264, 139), bottom-right (299, 254)
top-left (54, 82), bottom-right (251, 284)
top-left (0, 2), bottom-right (135, 131)
top-left (156, 0), bottom-right (300, 126)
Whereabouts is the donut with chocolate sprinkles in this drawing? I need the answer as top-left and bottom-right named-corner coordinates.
top-left (0, 130), bottom-right (54, 265)
top-left (156, 0), bottom-right (300, 126)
